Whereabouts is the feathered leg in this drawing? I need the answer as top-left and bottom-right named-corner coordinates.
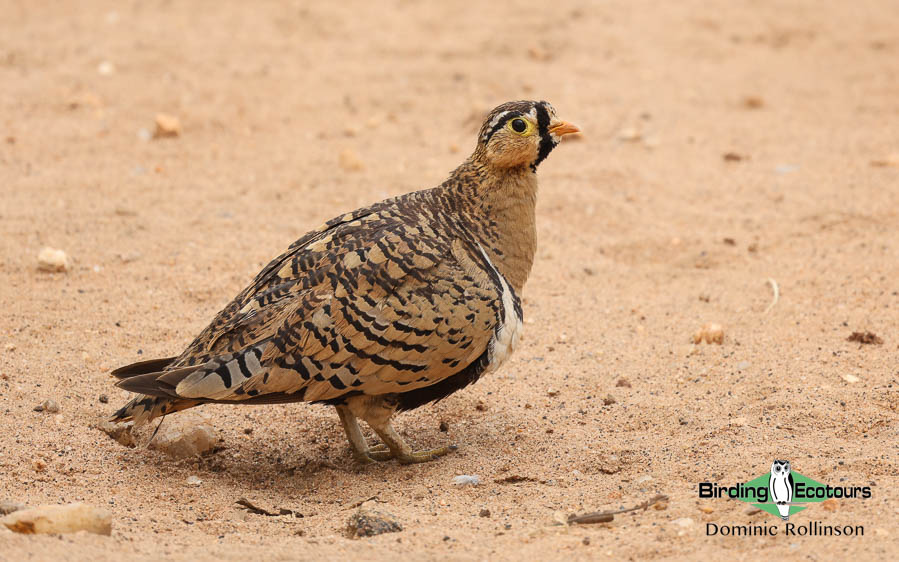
top-left (346, 395), bottom-right (455, 464)
top-left (335, 405), bottom-right (392, 463)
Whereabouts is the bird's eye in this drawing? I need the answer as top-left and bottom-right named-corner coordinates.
top-left (509, 118), bottom-right (529, 134)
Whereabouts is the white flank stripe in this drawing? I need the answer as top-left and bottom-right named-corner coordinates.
top-left (475, 243), bottom-right (523, 373)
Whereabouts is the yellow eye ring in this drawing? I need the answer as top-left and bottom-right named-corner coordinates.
top-left (506, 117), bottom-right (534, 136)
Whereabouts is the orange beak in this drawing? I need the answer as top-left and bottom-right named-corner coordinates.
top-left (548, 121), bottom-right (580, 137)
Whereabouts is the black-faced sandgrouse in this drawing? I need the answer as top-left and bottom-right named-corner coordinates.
top-left (111, 100), bottom-right (579, 464)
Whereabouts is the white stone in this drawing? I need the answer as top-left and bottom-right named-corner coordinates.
top-left (149, 414), bottom-right (217, 459)
top-left (37, 247), bottom-right (69, 272)
top-left (1, 503), bottom-right (111, 535)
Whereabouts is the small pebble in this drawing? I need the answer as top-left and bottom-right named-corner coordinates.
top-left (98, 394), bottom-right (109, 404)
top-left (615, 378), bottom-right (631, 388)
top-left (743, 96), bottom-right (764, 109)
top-left (118, 251), bottom-right (142, 263)
top-left (347, 508), bottom-right (402, 538)
top-left (693, 323), bottom-right (724, 344)
top-left (479, 508), bottom-right (491, 518)
top-left (602, 395), bottom-right (616, 405)
top-left (582, 537), bottom-right (591, 546)
top-left (154, 113), bottom-right (181, 138)
top-left (37, 247), bottom-right (70, 273)
top-left (34, 399), bottom-right (59, 413)
top-left (452, 475), bottom-right (480, 486)
top-left (438, 421), bottom-right (449, 432)
top-left (775, 164), bottom-right (799, 174)
top-left (547, 389), bottom-right (560, 397)
top-left (186, 475), bottom-right (202, 486)
top-left (95, 421), bottom-right (136, 448)
top-left (338, 149), bottom-right (365, 172)
top-left (618, 127), bottom-right (641, 141)
top-left (97, 61), bottom-right (115, 75)
top-left (842, 374), bottom-right (860, 384)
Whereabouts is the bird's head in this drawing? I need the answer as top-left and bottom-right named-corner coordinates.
top-left (475, 100), bottom-right (579, 171)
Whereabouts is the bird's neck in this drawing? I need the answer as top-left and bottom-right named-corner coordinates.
top-left (443, 158), bottom-right (538, 294)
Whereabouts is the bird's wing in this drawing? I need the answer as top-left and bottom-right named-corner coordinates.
top-left (168, 200), bottom-right (395, 368)
top-left (119, 209), bottom-right (507, 405)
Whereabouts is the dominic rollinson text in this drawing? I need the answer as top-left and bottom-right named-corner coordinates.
top-left (707, 521), bottom-right (864, 537)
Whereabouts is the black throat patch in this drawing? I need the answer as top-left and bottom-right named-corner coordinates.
top-left (531, 102), bottom-right (555, 171)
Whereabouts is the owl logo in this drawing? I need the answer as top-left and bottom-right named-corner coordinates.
top-left (769, 460), bottom-right (794, 520)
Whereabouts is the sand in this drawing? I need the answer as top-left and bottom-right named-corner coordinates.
top-left (1, 0), bottom-right (897, 559)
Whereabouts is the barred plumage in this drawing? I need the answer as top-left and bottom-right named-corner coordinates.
top-left (110, 100), bottom-right (579, 464)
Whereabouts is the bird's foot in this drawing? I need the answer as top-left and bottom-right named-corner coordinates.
top-left (350, 444), bottom-right (391, 464)
top-left (395, 444), bottom-right (458, 465)
top-left (355, 443), bottom-right (458, 464)
top-left (365, 443), bottom-right (394, 462)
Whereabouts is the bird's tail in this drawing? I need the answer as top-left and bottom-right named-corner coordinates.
top-left (109, 356), bottom-right (202, 426)
top-left (111, 395), bottom-right (202, 426)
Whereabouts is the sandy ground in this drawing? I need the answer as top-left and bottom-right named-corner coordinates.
top-left (1, 0), bottom-right (898, 559)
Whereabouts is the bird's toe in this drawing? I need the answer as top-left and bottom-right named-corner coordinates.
top-left (396, 444), bottom-right (458, 465)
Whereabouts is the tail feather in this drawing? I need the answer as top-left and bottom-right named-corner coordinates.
top-left (115, 365), bottom-right (199, 396)
top-left (111, 356), bottom-right (177, 379)
top-left (111, 395), bottom-right (202, 425)
top-left (108, 344), bottom-right (298, 426)
top-left (110, 357), bottom-right (200, 425)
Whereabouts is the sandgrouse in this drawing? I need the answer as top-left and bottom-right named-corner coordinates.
top-left (111, 100), bottom-right (579, 464)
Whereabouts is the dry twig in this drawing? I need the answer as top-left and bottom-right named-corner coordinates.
top-left (567, 494), bottom-right (669, 525)
top-left (236, 498), bottom-right (293, 517)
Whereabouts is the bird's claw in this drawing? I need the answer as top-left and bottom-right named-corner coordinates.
top-left (396, 444), bottom-right (458, 465)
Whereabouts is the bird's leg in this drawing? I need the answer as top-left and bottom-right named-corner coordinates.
top-left (335, 405), bottom-right (392, 463)
top-left (349, 395), bottom-right (456, 465)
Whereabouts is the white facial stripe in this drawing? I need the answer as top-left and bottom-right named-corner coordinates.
top-left (483, 110), bottom-right (513, 140)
